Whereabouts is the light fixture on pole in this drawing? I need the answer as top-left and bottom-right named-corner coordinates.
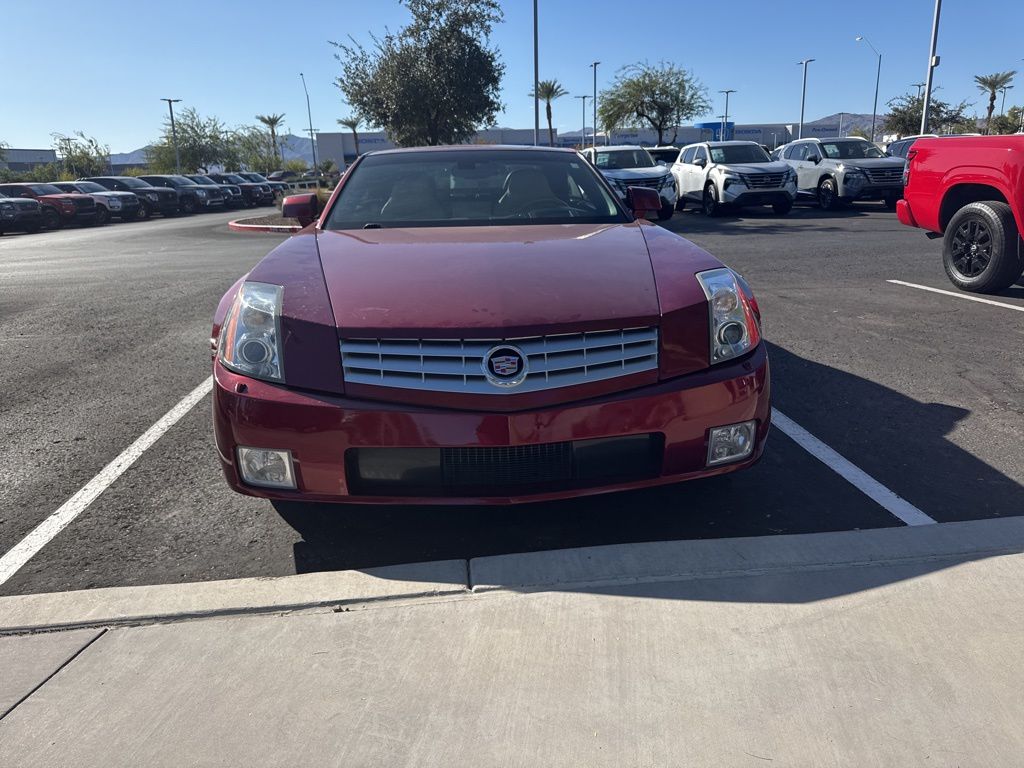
top-left (591, 61), bottom-right (600, 148)
top-left (533, 0), bottom-right (539, 146)
top-left (299, 73), bottom-right (318, 172)
top-left (855, 36), bottom-right (882, 142)
top-left (1000, 85), bottom-right (1014, 116)
top-left (912, 82), bottom-right (927, 100)
top-left (719, 89), bottom-right (736, 140)
top-left (920, 0), bottom-right (943, 134)
top-left (160, 98), bottom-right (182, 174)
top-left (796, 59), bottom-right (815, 139)
top-left (575, 95), bottom-right (588, 148)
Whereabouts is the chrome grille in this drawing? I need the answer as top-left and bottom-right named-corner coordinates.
top-left (864, 168), bottom-right (904, 184)
top-left (15, 200), bottom-right (38, 211)
top-left (613, 175), bottom-right (671, 190)
top-left (741, 172), bottom-right (787, 189)
top-left (340, 327), bottom-right (659, 394)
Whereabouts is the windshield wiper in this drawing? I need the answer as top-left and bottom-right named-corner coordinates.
top-left (363, 222), bottom-right (383, 229)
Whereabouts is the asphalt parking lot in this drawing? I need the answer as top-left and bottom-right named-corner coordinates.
top-left (1, 204), bottom-right (1022, 597)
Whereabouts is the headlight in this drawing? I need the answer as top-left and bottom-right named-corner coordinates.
top-left (218, 282), bottom-right (285, 382)
top-left (722, 174), bottom-right (746, 189)
top-left (845, 169), bottom-right (867, 181)
top-left (696, 268), bottom-right (761, 364)
top-left (196, 189), bottom-right (207, 198)
top-left (146, 192), bottom-right (159, 201)
top-left (0, 203), bottom-right (14, 217)
top-left (108, 198), bottom-right (122, 209)
top-left (785, 169), bottom-right (797, 183)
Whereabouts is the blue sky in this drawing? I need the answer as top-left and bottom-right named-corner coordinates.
top-left (2, 0), bottom-right (1022, 152)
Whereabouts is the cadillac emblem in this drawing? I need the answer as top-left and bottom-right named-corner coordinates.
top-left (483, 345), bottom-right (528, 388)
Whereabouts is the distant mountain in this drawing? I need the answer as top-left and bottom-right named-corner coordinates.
top-left (109, 146), bottom-right (151, 166)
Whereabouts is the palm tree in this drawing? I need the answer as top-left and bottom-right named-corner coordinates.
top-left (974, 72), bottom-right (1016, 133)
top-left (338, 116), bottom-right (361, 158)
top-left (530, 79), bottom-right (569, 146)
top-left (255, 113), bottom-right (286, 167)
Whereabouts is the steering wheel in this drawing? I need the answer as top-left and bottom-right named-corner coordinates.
top-left (516, 197), bottom-right (574, 217)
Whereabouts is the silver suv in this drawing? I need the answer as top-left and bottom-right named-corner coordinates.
top-left (776, 137), bottom-right (906, 210)
top-left (670, 141), bottom-right (797, 216)
top-left (580, 145), bottom-right (677, 221)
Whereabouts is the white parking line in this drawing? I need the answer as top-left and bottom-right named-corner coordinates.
top-left (887, 279), bottom-right (1024, 313)
top-left (772, 408), bottom-right (936, 526)
top-left (0, 377), bottom-right (213, 587)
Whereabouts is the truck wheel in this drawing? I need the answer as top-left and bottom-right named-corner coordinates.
top-left (943, 201), bottom-right (1024, 294)
top-left (136, 203), bottom-right (151, 220)
top-left (675, 196), bottom-right (686, 212)
top-left (180, 197), bottom-right (196, 215)
top-left (772, 199), bottom-right (793, 215)
top-left (817, 177), bottom-right (840, 211)
top-left (702, 183), bottom-right (721, 217)
top-left (42, 208), bottom-right (62, 230)
top-left (96, 207), bottom-right (110, 226)
top-left (657, 202), bottom-right (674, 221)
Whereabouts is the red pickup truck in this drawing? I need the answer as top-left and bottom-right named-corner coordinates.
top-left (897, 135), bottom-right (1024, 293)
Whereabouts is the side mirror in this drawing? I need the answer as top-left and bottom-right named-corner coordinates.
top-left (809, 155), bottom-right (821, 164)
top-left (656, 160), bottom-right (667, 167)
top-left (625, 186), bottom-right (661, 219)
top-left (693, 157), bottom-right (707, 168)
top-left (282, 193), bottom-right (320, 227)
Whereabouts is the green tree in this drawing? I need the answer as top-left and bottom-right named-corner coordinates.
top-left (882, 92), bottom-right (975, 136)
top-left (337, 116), bottom-right (362, 157)
top-left (147, 108), bottom-right (232, 172)
top-left (256, 113), bottom-right (286, 166)
top-left (332, 0), bottom-right (505, 146)
top-left (529, 79), bottom-right (568, 147)
top-left (283, 158), bottom-right (309, 174)
top-left (54, 132), bottom-right (110, 177)
top-left (974, 71), bottom-right (1016, 133)
top-left (988, 105), bottom-right (1023, 135)
top-left (598, 62), bottom-right (710, 145)
top-left (224, 126), bottom-right (278, 172)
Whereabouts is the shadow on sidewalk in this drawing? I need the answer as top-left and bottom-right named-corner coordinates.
top-left (273, 341), bottom-right (1024, 603)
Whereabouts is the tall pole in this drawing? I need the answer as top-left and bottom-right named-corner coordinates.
top-left (299, 73), bottom-right (318, 171)
top-left (856, 37), bottom-right (882, 142)
top-left (591, 61), bottom-right (600, 148)
top-left (1000, 85), bottom-right (1013, 116)
top-left (575, 95), bottom-right (588, 148)
top-left (797, 59), bottom-right (814, 139)
top-left (913, 82), bottom-right (927, 100)
top-left (719, 89), bottom-right (736, 140)
top-left (838, 112), bottom-right (845, 137)
top-left (920, 0), bottom-right (943, 135)
top-left (160, 98), bottom-right (182, 174)
top-left (532, 0), bottom-right (539, 146)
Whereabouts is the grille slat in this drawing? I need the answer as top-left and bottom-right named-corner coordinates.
top-left (864, 168), bottom-right (904, 184)
top-left (741, 173), bottom-right (787, 189)
top-left (340, 327), bottom-right (659, 394)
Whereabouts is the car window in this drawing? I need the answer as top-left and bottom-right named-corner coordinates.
top-left (681, 147), bottom-right (697, 164)
top-left (708, 145), bottom-right (771, 164)
top-left (820, 140), bottom-right (884, 159)
top-left (324, 149), bottom-right (626, 230)
top-left (593, 149), bottom-right (655, 169)
top-left (693, 146), bottom-right (708, 163)
top-left (791, 145), bottom-right (808, 161)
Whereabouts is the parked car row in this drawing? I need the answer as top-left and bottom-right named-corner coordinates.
top-left (0, 170), bottom-right (280, 235)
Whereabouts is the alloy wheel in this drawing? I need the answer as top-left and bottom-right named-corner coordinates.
top-left (950, 218), bottom-right (993, 278)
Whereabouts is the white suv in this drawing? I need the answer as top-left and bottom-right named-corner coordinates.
top-left (580, 145), bottom-right (677, 220)
top-left (671, 141), bottom-right (797, 216)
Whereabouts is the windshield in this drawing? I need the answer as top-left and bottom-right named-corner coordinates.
top-left (709, 144), bottom-right (771, 164)
top-left (28, 184), bottom-right (64, 195)
top-left (646, 149), bottom-right (679, 163)
top-left (168, 175), bottom-right (198, 186)
top-left (820, 140), bottom-right (885, 160)
top-left (324, 149), bottom-right (625, 230)
top-left (593, 149), bottom-right (655, 170)
top-left (222, 174), bottom-right (247, 184)
top-left (73, 181), bottom-right (106, 193)
top-left (117, 177), bottom-right (152, 188)
top-left (188, 175), bottom-right (216, 185)
top-left (246, 173), bottom-right (269, 182)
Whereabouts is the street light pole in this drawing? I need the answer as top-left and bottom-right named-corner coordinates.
top-left (160, 98), bottom-right (182, 174)
top-left (719, 89), bottom-right (736, 140)
top-left (299, 73), bottom-right (318, 171)
top-left (1000, 85), bottom-right (1013, 116)
top-left (920, 0), bottom-right (943, 135)
top-left (797, 59), bottom-right (815, 139)
top-left (855, 37), bottom-right (882, 142)
top-left (533, 0), bottom-right (539, 146)
top-left (913, 82), bottom-right (927, 100)
top-left (575, 95), bottom-right (588, 148)
top-left (591, 61), bottom-right (600, 148)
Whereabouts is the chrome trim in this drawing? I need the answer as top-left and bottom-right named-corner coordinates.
top-left (340, 327), bottom-right (659, 394)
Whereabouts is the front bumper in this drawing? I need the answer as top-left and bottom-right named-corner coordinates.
top-left (722, 185), bottom-right (796, 206)
top-left (213, 344), bottom-right (771, 504)
top-left (0, 211), bottom-right (42, 231)
top-left (841, 179), bottom-right (902, 201)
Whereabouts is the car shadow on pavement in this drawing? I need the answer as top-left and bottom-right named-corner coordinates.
top-left (662, 206), bottom-right (874, 237)
top-left (272, 342), bottom-right (1024, 601)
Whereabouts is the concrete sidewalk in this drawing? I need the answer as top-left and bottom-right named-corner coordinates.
top-left (3, 518), bottom-right (1024, 766)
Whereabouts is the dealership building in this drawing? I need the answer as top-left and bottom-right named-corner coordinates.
top-left (0, 148), bottom-right (58, 172)
top-left (316, 120), bottom-right (852, 165)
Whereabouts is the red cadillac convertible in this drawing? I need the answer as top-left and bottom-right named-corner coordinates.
top-left (212, 146), bottom-right (770, 504)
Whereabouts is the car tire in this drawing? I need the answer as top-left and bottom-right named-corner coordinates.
top-left (657, 203), bottom-right (674, 221)
top-left (675, 195), bottom-right (686, 212)
top-left (817, 177), bottom-right (840, 210)
top-left (882, 194), bottom-right (900, 211)
top-left (136, 203), bottom-right (151, 220)
top-left (942, 201), bottom-right (1024, 294)
top-left (180, 197), bottom-right (196, 215)
top-left (772, 199), bottom-right (793, 216)
top-left (41, 207), bottom-right (62, 230)
top-left (96, 207), bottom-right (110, 226)
top-left (702, 183), bottom-right (721, 217)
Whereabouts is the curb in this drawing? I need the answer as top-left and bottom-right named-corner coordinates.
top-left (4, 517), bottom-right (1023, 635)
top-left (228, 218), bottom-right (300, 234)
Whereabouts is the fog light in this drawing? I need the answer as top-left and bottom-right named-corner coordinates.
top-left (707, 421), bottom-right (757, 466)
top-left (237, 447), bottom-right (296, 489)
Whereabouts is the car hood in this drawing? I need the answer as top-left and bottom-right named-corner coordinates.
top-left (600, 167), bottom-right (669, 181)
top-left (315, 223), bottom-right (662, 336)
top-left (717, 161), bottom-right (792, 174)
top-left (39, 193), bottom-right (92, 202)
top-left (836, 157), bottom-right (906, 170)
